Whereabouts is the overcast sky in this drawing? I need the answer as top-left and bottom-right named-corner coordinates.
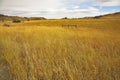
top-left (0, 0), bottom-right (120, 18)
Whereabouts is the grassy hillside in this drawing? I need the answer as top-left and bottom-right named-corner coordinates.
top-left (100, 12), bottom-right (120, 19)
top-left (0, 14), bottom-right (46, 22)
top-left (82, 12), bottom-right (120, 19)
top-left (0, 16), bottom-right (120, 80)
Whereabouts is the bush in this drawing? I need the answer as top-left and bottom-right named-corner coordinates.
top-left (3, 23), bottom-right (10, 27)
top-left (12, 19), bottom-right (21, 23)
top-left (62, 17), bottom-right (68, 19)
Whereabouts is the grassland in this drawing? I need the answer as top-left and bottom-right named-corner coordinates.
top-left (0, 19), bottom-right (120, 80)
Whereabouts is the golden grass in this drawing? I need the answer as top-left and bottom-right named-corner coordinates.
top-left (0, 19), bottom-right (120, 80)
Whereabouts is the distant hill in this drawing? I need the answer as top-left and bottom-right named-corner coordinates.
top-left (0, 14), bottom-right (26, 21)
top-left (99, 12), bottom-right (120, 19)
top-left (0, 14), bottom-right (46, 22)
top-left (93, 12), bottom-right (120, 19)
top-left (29, 17), bottom-right (46, 20)
top-left (0, 12), bottom-right (120, 21)
top-left (82, 12), bottom-right (120, 19)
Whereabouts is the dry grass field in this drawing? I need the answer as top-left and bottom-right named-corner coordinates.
top-left (0, 18), bottom-right (120, 80)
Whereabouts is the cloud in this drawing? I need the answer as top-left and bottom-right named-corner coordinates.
top-left (0, 0), bottom-right (119, 18)
top-left (0, 6), bottom-right (100, 18)
top-left (0, 0), bottom-right (63, 11)
top-left (94, 0), bottom-right (120, 6)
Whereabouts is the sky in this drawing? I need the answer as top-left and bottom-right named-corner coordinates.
top-left (0, 0), bottom-right (120, 18)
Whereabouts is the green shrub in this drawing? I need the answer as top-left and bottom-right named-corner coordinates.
top-left (62, 17), bottom-right (68, 19)
top-left (12, 19), bottom-right (21, 23)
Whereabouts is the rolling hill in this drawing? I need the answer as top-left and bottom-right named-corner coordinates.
top-left (94, 12), bottom-right (120, 19)
top-left (0, 14), bottom-right (46, 22)
top-left (0, 12), bottom-right (120, 21)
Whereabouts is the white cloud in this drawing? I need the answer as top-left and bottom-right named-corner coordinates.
top-left (94, 0), bottom-right (120, 6)
top-left (0, 0), bottom-right (63, 11)
top-left (0, 6), bottom-right (100, 18)
top-left (0, 0), bottom-right (119, 18)
top-left (73, 6), bottom-right (80, 9)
